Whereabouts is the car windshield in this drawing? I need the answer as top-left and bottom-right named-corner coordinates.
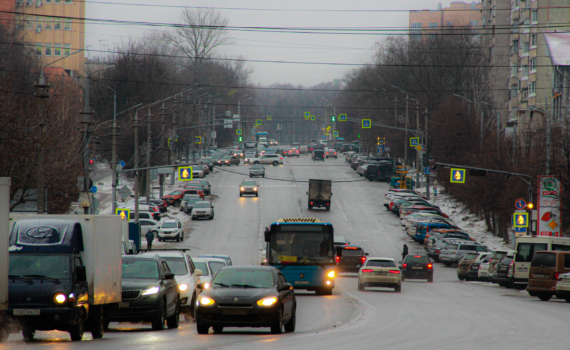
top-left (170, 190), bottom-right (182, 195)
top-left (194, 202), bottom-right (210, 209)
top-left (405, 256), bottom-right (430, 263)
top-left (242, 181), bottom-right (256, 186)
top-left (187, 198), bottom-right (201, 204)
top-left (163, 257), bottom-right (188, 275)
top-left (122, 259), bottom-right (159, 279)
top-left (366, 260), bottom-right (396, 267)
top-left (342, 248), bottom-right (363, 256)
top-left (199, 181), bottom-right (208, 186)
top-left (531, 252), bottom-right (556, 268)
top-left (212, 269), bottom-right (274, 288)
top-left (251, 165), bottom-right (263, 169)
top-left (9, 254), bottom-right (70, 279)
top-left (499, 256), bottom-right (513, 264)
top-left (463, 253), bottom-right (479, 260)
top-left (208, 261), bottom-right (226, 274)
top-left (194, 262), bottom-right (209, 276)
top-left (223, 156), bottom-right (232, 159)
top-left (162, 222), bottom-right (177, 229)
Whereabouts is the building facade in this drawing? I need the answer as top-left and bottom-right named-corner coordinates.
top-left (409, 1), bottom-right (482, 38)
top-left (10, 0), bottom-right (85, 76)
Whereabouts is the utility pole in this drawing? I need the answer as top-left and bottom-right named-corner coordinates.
top-left (424, 108), bottom-right (430, 200)
top-left (546, 96), bottom-right (551, 175)
top-left (133, 111), bottom-right (140, 223)
top-left (480, 107), bottom-right (484, 151)
top-left (109, 87), bottom-right (118, 214)
top-left (80, 76), bottom-right (94, 214)
top-left (146, 108), bottom-right (153, 201)
top-left (394, 96), bottom-right (398, 127)
top-left (497, 112), bottom-right (501, 149)
top-left (404, 94), bottom-right (409, 167)
top-left (170, 97), bottom-right (177, 186)
top-left (416, 101), bottom-right (420, 187)
top-left (35, 72), bottom-right (50, 214)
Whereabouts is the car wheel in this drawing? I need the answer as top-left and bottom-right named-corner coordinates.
top-left (273, 161), bottom-right (279, 166)
top-left (166, 300), bottom-right (180, 329)
top-left (358, 282), bottom-right (364, 291)
top-left (458, 276), bottom-right (464, 281)
top-left (444, 262), bottom-right (451, 267)
top-left (239, 194), bottom-right (242, 197)
top-left (90, 305), bottom-right (105, 339)
top-left (256, 193), bottom-right (259, 197)
top-left (176, 235), bottom-right (180, 242)
top-left (209, 215), bottom-right (213, 220)
top-left (196, 323), bottom-right (210, 334)
top-left (250, 175), bottom-right (252, 178)
top-left (174, 200), bottom-right (181, 207)
top-left (192, 216), bottom-right (196, 220)
top-left (151, 299), bottom-right (166, 331)
top-left (69, 316), bottom-right (85, 341)
top-left (270, 309), bottom-right (283, 334)
top-left (395, 285), bottom-right (401, 293)
top-left (428, 275), bottom-right (433, 283)
top-left (538, 293), bottom-right (552, 301)
top-left (401, 275), bottom-right (406, 282)
top-left (22, 326), bottom-right (35, 342)
top-left (284, 306), bottom-right (296, 333)
top-left (212, 326), bottom-right (223, 334)
top-left (564, 297), bottom-right (570, 303)
top-left (263, 175), bottom-right (265, 178)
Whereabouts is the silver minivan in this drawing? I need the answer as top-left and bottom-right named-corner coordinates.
top-left (439, 242), bottom-right (489, 266)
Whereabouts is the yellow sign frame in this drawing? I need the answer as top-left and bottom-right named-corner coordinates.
top-left (450, 168), bottom-right (466, 183)
top-left (339, 114), bottom-right (347, 121)
top-left (178, 166), bottom-right (193, 181)
top-left (267, 115), bottom-right (272, 120)
top-left (256, 119), bottom-right (262, 126)
top-left (513, 212), bottom-right (529, 228)
top-left (310, 116), bottom-right (316, 121)
top-left (362, 119), bottom-right (372, 128)
top-left (115, 208), bottom-right (130, 220)
top-left (194, 136), bottom-right (202, 144)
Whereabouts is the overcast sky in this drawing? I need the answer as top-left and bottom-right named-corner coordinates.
top-left (86, 0), bottom-right (454, 87)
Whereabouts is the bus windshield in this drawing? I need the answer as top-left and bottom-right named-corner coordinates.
top-left (269, 231), bottom-right (334, 265)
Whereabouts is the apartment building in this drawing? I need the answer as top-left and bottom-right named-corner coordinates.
top-left (509, 0), bottom-right (570, 131)
top-left (11, 0), bottom-right (86, 76)
top-left (409, 1), bottom-right (482, 38)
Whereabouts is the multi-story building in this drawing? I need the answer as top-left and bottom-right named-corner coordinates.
top-left (409, 1), bottom-right (482, 39)
top-left (9, 0), bottom-right (86, 76)
top-left (508, 0), bottom-right (570, 132)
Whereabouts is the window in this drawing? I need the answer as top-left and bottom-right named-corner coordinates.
top-left (35, 16), bottom-right (42, 30)
top-left (63, 43), bottom-right (71, 56)
top-left (44, 43), bottom-right (52, 56)
top-left (522, 65), bottom-right (529, 77)
top-left (511, 64), bottom-right (518, 77)
top-left (44, 17), bottom-right (52, 30)
top-left (64, 0), bottom-right (71, 3)
top-left (552, 245), bottom-right (570, 252)
top-left (530, 58), bottom-right (536, 71)
top-left (565, 255), bottom-right (570, 268)
top-left (530, 252), bottom-right (556, 268)
top-left (470, 20), bottom-right (479, 27)
top-left (511, 40), bottom-right (519, 55)
top-left (45, 0), bottom-right (51, 2)
top-left (529, 82), bottom-right (536, 95)
top-left (429, 22), bottom-right (438, 28)
top-left (54, 18), bottom-right (61, 30)
top-left (64, 18), bottom-right (71, 30)
top-left (530, 34), bottom-right (537, 47)
top-left (54, 43), bottom-right (61, 56)
top-left (511, 85), bottom-right (518, 99)
top-left (516, 243), bottom-right (548, 262)
top-left (523, 18), bottom-right (530, 26)
top-left (511, 22), bottom-right (519, 33)
top-left (531, 9), bottom-right (538, 22)
top-left (34, 44), bottom-right (42, 56)
top-left (447, 21), bottom-right (453, 26)
top-left (55, 0), bottom-right (61, 3)
top-left (25, 15), bottom-right (33, 30)
top-left (523, 42), bottom-right (529, 53)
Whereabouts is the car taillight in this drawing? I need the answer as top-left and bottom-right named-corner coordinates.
top-left (427, 263), bottom-right (433, 270)
top-left (336, 256), bottom-right (340, 263)
top-left (362, 269), bottom-right (373, 273)
top-left (452, 251), bottom-right (457, 254)
top-left (403, 263), bottom-right (407, 268)
top-left (327, 203), bottom-right (329, 205)
top-left (435, 250), bottom-right (440, 253)
top-left (555, 273), bottom-right (561, 280)
top-left (310, 202), bottom-right (313, 205)
top-left (478, 265), bottom-right (481, 270)
top-left (361, 256), bottom-right (366, 263)
top-left (389, 270), bottom-right (400, 274)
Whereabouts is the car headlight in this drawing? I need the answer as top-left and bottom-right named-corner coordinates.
top-left (256, 297), bottom-right (278, 307)
top-left (327, 270), bottom-right (335, 278)
top-left (241, 187), bottom-right (245, 191)
top-left (54, 293), bottom-right (66, 304)
top-left (142, 286), bottom-right (160, 295)
top-left (254, 187), bottom-right (258, 191)
top-left (178, 284), bottom-right (188, 292)
top-left (199, 296), bottom-right (215, 306)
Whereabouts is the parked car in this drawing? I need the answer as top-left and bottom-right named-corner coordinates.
top-left (400, 255), bottom-right (433, 282)
top-left (458, 252), bottom-right (491, 281)
top-left (239, 180), bottom-right (259, 197)
top-left (138, 198), bottom-right (167, 213)
top-left (162, 189), bottom-right (202, 207)
top-left (201, 157), bottom-right (215, 171)
top-left (191, 201), bottom-right (215, 220)
top-left (527, 251), bottom-right (570, 301)
top-left (192, 168), bottom-right (205, 178)
top-left (181, 195), bottom-right (202, 214)
top-left (117, 203), bottom-right (161, 220)
top-left (158, 219), bottom-right (184, 242)
top-left (555, 273), bottom-right (570, 302)
top-left (439, 242), bottom-right (488, 266)
top-left (413, 222), bottom-right (456, 244)
top-left (427, 240), bottom-right (467, 262)
top-left (496, 254), bottom-right (515, 287)
top-left (325, 149), bottom-right (338, 159)
top-left (198, 254), bottom-right (233, 266)
top-left (250, 164), bottom-right (266, 177)
top-left (358, 258), bottom-right (401, 292)
top-left (337, 245), bottom-right (368, 273)
top-left (195, 266), bottom-right (296, 334)
top-left (132, 219), bottom-right (160, 237)
top-left (487, 250), bottom-right (511, 283)
top-left (107, 255), bottom-right (180, 330)
top-left (477, 254), bottom-right (493, 281)
top-left (198, 180), bottom-right (211, 196)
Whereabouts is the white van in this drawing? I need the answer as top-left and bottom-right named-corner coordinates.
top-left (514, 236), bottom-right (570, 287)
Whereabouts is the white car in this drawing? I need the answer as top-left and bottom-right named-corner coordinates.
top-left (191, 201), bottom-right (215, 220)
top-left (131, 219), bottom-right (160, 237)
top-left (192, 168), bottom-right (205, 178)
top-left (251, 154), bottom-right (283, 166)
top-left (139, 250), bottom-right (202, 319)
top-left (478, 254), bottom-right (492, 281)
top-left (158, 219), bottom-right (184, 242)
top-left (192, 257), bottom-right (227, 296)
top-left (358, 257), bottom-right (401, 292)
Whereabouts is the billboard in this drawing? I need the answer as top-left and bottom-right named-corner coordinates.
top-left (537, 176), bottom-right (561, 237)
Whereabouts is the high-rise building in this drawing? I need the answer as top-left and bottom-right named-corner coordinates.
top-left (409, 1), bottom-right (482, 39)
top-left (9, 0), bottom-right (85, 76)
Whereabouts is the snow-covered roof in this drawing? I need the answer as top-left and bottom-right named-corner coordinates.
top-left (544, 32), bottom-right (570, 66)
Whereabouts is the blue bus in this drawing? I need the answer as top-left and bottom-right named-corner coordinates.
top-left (264, 218), bottom-right (336, 295)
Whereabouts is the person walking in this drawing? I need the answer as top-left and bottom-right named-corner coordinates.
top-left (145, 229), bottom-right (155, 250)
top-left (402, 244), bottom-right (409, 260)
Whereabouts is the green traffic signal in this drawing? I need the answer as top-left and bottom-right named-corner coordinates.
top-left (331, 115), bottom-right (336, 122)
top-left (238, 136), bottom-right (243, 142)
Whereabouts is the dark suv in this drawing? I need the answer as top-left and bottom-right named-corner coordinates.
top-left (401, 255), bottom-right (433, 282)
top-left (337, 245), bottom-right (368, 273)
top-left (107, 255), bottom-right (180, 331)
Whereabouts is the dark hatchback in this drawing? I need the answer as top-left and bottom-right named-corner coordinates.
top-left (313, 150), bottom-right (325, 161)
top-left (107, 256), bottom-right (180, 331)
top-left (401, 255), bottom-right (433, 282)
top-left (496, 255), bottom-right (514, 287)
top-left (195, 266), bottom-right (296, 334)
top-left (337, 245), bottom-right (368, 273)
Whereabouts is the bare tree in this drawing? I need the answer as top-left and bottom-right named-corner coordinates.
top-left (165, 7), bottom-right (232, 65)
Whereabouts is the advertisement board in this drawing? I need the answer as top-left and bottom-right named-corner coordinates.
top-left (537, 176), bottom-right (561, 237)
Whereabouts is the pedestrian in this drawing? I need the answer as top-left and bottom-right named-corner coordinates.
top-left (402, 244), bottom-right (409, 260)
top-left (145, 229), bottom-right (154, 250)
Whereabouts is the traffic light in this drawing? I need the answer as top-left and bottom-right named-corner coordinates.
top-left (422, 153), bottom-right (429, 166)
top-left (331, 115), bottom-right (336, 122)
top-left (238, 136), bottom-right (243, 142)
top-left (377, 137), bottom-right (380, 145)
top-left (358, 133), bottom-right (361, 138)
top-left (89, 159), bottom-right (94, 165)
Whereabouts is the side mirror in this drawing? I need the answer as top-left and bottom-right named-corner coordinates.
top-left (164, 272), bottom-right (175, 280)
top-left (197, 282), bottom-right (210, 290)
top-left (75, 266), bottom-right (87, 283)
top-left (264, 228), bottom-right (271, 242)
top-left (211, 206), bottom-right (214, 208)
top-left (365, 252), bottom-right (369, 256)
top-left (306, 191), bottom-right (309, 195)
top-left (195, 269), bottom-right (203, 277)
top-left (279, 283), bottom-right (293, 291)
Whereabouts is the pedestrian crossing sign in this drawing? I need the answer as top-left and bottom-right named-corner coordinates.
top-left (513, 212), bottom-right (529, 228)
top-left (256, 119), bottom-right (262, 126)
top-left (194, 136), bottom-right (202, 144)
top-left (179, 166), bottom-right (193, 181)
top-left (339, 114), bottom-right (347, 121)
top-left (333, 131), bottom-right (339, 137)
top-left (362, 119), bottom-right (371, 128)
top-left (304, 112), bottom-right (310, 118)
top-left (310, 115), bottom-right (316, 121)
top-left (236, 129), bottom-right (242, 135)
top-left (267, 115), bottom-right (272, 120)
top-left (115, 208), bottom-right (130, 220)
top-left (450, 168), bottom-right (466, 183)
top-left (410, 137), bottom-right (420, 147)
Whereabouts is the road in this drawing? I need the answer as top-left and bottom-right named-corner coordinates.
top-left (5, 156), bottom-right (570, 349)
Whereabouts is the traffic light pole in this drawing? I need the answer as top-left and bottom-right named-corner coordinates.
top-left (424, 108), bottom-right (430, 200)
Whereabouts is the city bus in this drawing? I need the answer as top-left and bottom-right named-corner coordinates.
top-left (263, 218), bottom-right (336, 295)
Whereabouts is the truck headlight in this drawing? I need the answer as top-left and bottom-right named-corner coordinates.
top-left (256, 297), bottom-right (277, 307)
top-left (178, 284), bottom-right (188, 292)
top-left (142, 286), bottom-right (160, 295)
top-left (327, 271), bottom-right (335, 278)
top-left (54, 293), bottom-right (66, 304)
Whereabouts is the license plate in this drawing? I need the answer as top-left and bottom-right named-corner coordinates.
top-left (533, 274), bottom-right (546, 278)
top-left (412, 267), bottom-right (423, 270)
top-left (13, 309), bottom-right (40, 316)
top-left (295, 281), bottom-right (309, 285)
top-left (119, 302), bottom-right (129, 308)
top-left (223, 309), bottom-right (247, 315)
top-left (374, 272), bottom-right (387, 275)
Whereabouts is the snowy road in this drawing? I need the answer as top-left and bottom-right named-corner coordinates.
top-left (5, 156), bottom-right (568, 349)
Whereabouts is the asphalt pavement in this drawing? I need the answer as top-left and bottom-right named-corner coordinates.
top-left (5, 155), bottom-right (569, 349)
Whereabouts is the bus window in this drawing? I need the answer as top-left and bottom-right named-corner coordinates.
top-left (552, 244), bottom-right (570, 252)
top-left (516, 243), bottom-right (548, 262)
